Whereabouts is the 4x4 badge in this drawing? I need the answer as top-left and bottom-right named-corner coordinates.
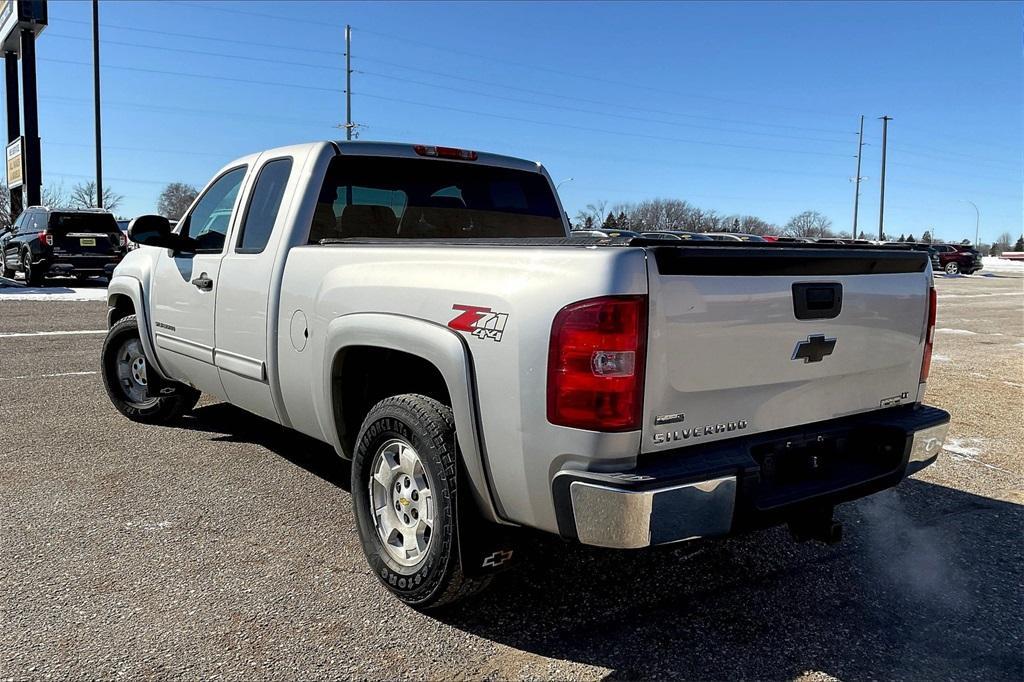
top-left (792, 334), bottom-right (837, 363)
top-left (448, 304), bottom-right (509, 342)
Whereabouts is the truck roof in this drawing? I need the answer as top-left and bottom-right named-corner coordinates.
top-left (333, 140), bottom-right (543, 173)
top-left (227, 140), bottom-right (543, 175)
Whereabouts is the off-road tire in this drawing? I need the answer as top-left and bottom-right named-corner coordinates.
top-left (352, 394), bottom-right (490, 610)
top-left (101, 315), bottom-right (200, 424)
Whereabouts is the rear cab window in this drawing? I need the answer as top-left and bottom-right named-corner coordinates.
top-left (308, 155), bottom-right (564, 243)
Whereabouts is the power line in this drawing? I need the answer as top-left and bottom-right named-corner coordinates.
top-left (59, 17), bottom-right (344, 56)
top-left (355, 70), bottom-right (856, 146)
top-left (45, 32), bottom-right (342, 71)
top-left (353, 91), bottom-right (853, 158)
top-left (356, 26), bottom-right (853, 119)
top-left (41, 57), bottom-right (341, 94)
top-left (37, 58), bottom-right (851, 158)
top-left (352, 55), bottom-right (856, 137)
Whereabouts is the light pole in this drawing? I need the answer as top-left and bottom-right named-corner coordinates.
top-left (959, 199), bottom-right (979, 247)
top-left (556, 177), bottom-right (574, 191)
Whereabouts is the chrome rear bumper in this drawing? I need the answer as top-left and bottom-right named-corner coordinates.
top-left (567, 475), bottom-right (736, 549)
top-left (552, 405), bottom-right (950, 549)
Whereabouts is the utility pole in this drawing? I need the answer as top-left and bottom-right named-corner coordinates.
top-left (960, 199), bottom-right (979, 247)
top-left (344, 24), bottom-right (352, 141)
top-left (852, 114), bottom-right (864, 238)
top-left (877, 115), bottom-right (892, 241)
top-left (92, 0), bottom-right (103, 208)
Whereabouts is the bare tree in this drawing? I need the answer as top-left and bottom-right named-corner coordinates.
top-left (784, 210), bottom-right (834, 238)
top-left (42, 181), bottom-right (70, 209)
top-left (70, 181), bottom-right (124, 212)
top-left (157, 182), bottom-right (199, 220)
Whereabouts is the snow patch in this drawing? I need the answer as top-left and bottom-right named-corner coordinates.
top-left (935, 328), bottom-right (977, 335)
top-left (981, 256), bottom-right (1024, 274)
top-left (0, 286), bottom-right (108, 302)
top-left (943, 437), bottom-right (1012, 475)
top-left (931, 354), bottom-right (951, 363)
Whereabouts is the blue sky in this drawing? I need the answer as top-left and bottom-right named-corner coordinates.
top-left (12, 0), bottom-right (1022, 242)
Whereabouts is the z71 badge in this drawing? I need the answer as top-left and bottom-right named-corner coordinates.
top-left (448, 304), bottom-right (509, 342)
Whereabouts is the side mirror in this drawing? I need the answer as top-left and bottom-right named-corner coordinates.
top-left (128, 215), bottom-right (194, 253)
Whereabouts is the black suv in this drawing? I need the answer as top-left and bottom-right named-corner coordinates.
top-left (1, 207), bottom-right (127, 285)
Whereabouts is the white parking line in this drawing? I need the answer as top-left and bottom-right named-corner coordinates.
top-left (0, 329), bottom-right (106, 338)
top-left (0, 370), bottom-right (98, 380)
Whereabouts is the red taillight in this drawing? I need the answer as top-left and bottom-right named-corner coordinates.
top-left (920, 286), bottom-right (937, 382)
top-left (38, 231), bottom-right (52, 246)
top-left (413, 144), bottom-right (478, 161)
top-left (547, 295), bottom-right (647, 432)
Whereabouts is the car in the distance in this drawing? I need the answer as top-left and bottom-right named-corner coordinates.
top-left (1, 206), bottom-right (127, 285)
top-left (931, 243), bottom-right (982, 275)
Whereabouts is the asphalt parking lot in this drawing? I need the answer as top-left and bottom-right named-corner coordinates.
top-left (1, 272), bottom-right (1022, 680)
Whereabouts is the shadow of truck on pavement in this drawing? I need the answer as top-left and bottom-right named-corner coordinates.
top-left (178, 402), bottom-right (1023, 680)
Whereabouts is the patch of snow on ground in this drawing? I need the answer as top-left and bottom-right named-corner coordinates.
top-left (935, 328), bottom-right (977, 335)
top-left (0, 285), bottom-right (108, 302)
top-left (981, 256), bottom-right (1024, 274)
top-left (943, 437), bottom-right (1013, 475)
top-left (931, 354), bottom-right (952, 363)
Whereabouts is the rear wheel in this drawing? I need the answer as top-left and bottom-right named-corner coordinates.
top-left (22, 249), bottom-right (43, 286)
top-left (101, 315), bottom-right (200, 424)
top-left (352, 394), bottom-right (490, 609)
top-left (944, 261), bottom-right (960, 275)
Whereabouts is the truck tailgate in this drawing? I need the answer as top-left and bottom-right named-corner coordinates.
top-left (642, 246), bottom-right (931, 454)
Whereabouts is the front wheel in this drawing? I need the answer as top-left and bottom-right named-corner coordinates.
top-left (101, 314), bottom-right (200, 424)
top-left (351, 394), bottom-right (490, 609)
top-left (944, 261), bottom-right (960, 275)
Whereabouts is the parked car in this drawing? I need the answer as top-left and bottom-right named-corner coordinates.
top-left (931, 243), bottom-right (983, 275)
top-left (102, 140), bottom-right (949, 609)
top-left (705, 232), bottom-right (743, 241)
top-left (2, 206), bottom-right (127, 285)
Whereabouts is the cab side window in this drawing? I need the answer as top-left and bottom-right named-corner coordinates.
top-left (236, 158), bottom-right (292, 253)
top-left (182, 166), bottom-right (247, 253)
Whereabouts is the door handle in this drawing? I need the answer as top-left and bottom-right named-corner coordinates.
top-left (191, 273), bottom-right (214, 291)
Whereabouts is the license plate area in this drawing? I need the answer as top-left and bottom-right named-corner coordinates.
top-left (80, 238), bottom-right (96, 247)
top-left (750, 425), bottom-right (905, 509)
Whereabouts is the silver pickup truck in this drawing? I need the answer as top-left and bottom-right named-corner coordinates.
top-left (101, 140), bottom-right (949, 608)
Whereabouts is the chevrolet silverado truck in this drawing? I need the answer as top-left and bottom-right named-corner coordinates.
top-left (101, 141), bottom-right (950, 609)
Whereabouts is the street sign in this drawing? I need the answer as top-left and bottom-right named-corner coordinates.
top-left (6, 137), bottom-right (23, 188)
top-left (0, 0), bottom-right (47, 56)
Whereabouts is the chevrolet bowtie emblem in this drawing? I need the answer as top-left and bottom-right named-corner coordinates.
top-left (792, 334), bottom-right (837, 363)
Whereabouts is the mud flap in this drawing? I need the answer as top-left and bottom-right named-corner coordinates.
top-left (144, 367), bottom-right (185, 399)
top-left (457, 480), bottom-right (520, 579)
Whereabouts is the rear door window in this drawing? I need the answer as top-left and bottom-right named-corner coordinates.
top-left (236, 158), bottom-right (292, 253)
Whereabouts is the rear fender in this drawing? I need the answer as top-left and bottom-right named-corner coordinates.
top-left (322, 312), bottom-right (505, 524)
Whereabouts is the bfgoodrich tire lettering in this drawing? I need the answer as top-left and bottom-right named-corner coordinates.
top-left (351, 394), bottom-right (490, 609)
top-left (101, 315), bottom-right (200, 424)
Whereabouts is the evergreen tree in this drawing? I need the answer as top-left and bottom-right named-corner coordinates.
top-left (602, 211), bottom-right (618, 229)
top-left (617, 211), bottom-right (629, 230)
top-left (906, 233), bottom-right (916, 243)
top-left (921, 230), bottom-right (932, 244)
top-left (1014, 235), bottom-right (1024, 251)
top-left (898, 233), bottom-right (906, 241)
